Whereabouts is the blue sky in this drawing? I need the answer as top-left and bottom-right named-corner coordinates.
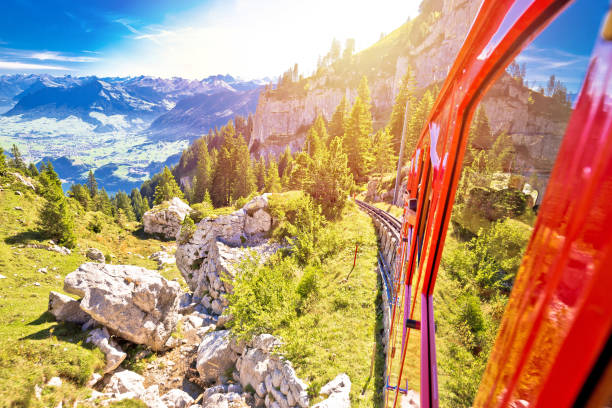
top-left (0, 0), bottom-right (607, 87)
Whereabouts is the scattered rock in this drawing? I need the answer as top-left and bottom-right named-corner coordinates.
top-left (160, 389), bottom-right (195, 408)
top-left (86, 327), bottom-right (127, 373)
top-left (9, 172), bottom-right (35, 189)
top-left (0, 274), bottom-right (6, 279)
top-left (64, 262), bottom-right (182, 350)
top-left (104, 369), bottom-right (146, 396)
top-left (143, 197), bottom-right (192, 240)
top-left (87, 373), bottom-right (103, 387)
top-left (313, 374), bottom-right (351, 408)
top-left (48, 291), bottom-right (90, 325)
top-left (46, 377), bottom-right (62, 388)
top-left (196, 330), bottom-right (238, 382)
top-left (14, 206), bottom-right (23, 211)
top-left (33, 282), bottom-right (41, 287)
top-left (151, 251), bottom-right (176, 269)
top-left (15, 191), bottom-right (23, 196)
top-left (37, 267), bottom-right (47, 274)
top-left (86, 248), bottom-right (105, 263)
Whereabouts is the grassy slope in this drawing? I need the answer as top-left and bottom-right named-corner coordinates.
top-left (275, 201), bottom-right (384, 407)
top-left (0, 177), bottom-right (181, 407)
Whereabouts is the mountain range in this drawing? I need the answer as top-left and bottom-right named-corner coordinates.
top-left (0, 73), bottom-right (267, 192)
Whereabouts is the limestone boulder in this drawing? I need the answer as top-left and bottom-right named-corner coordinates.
top-left (313, 374), bottom-right (351, 408)
top-left (47, 291), bottom-right (90, 325)
top-left (143, 197), bottom-right (192, 239)
top-left (160, 389), bottom-right (194, 408)
top-left (86, 327), bottom-right (126, 373)
top-left (104, 369), bottom-right (146, 396)
top-left (196, 330), bottom-right (239, 382)
top-left (64, 262), bottom-right (182, 350)
top-left (86, 248), bottom-right (105, 263)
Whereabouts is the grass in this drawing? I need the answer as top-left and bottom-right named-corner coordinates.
top-left (272, 202), bottom-right (385, 407)
top-left (0, 174), bottom-right (182, 407)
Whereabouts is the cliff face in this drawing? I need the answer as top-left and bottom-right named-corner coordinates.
top-left (250, 0), bottom-right (482, 156)
top-left (250, 0), bottom-right (568, 189)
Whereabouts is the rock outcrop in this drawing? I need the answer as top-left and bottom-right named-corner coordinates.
top-left (86, 327), bottom-right (127, 373)
top-left (47, 291), bottom-right (90, 325)
top-left (143, 197), bottom-right (192, 240)
top-left (64, 262), bottom-right (182, 350)
top-left (236, 334), bottom-right (309, 408)
top-left (196, 330), bottom-right (239, 382)
top-left (313, 374), bottom-right (351, 408)
top-left (176, 195), bottom-right (278, 314)
top-left (86, 247), bottom-right (105, 263)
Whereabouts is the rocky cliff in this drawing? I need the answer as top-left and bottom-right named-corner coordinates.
top-left (250, 0), bottom-right (568, 190)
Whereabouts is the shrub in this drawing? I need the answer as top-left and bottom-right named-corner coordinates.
top-left (226, 255), bottom-right (298, 340)
top-left (296, 265), bottom-right (320, 300)
top-left (178, 215), bottom-right (196, 244)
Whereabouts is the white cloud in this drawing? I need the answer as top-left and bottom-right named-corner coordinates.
top-left (0, 60), bottom-right (72, 70)
top-left (96, 0), bottom-right (419, 79)
top-left (28, 51), bottom-right (100, 63)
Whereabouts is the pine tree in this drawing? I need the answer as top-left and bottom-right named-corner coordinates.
top-left (130, 189), bottom-right (149, 221)
top-left (406, 90), bottom-right (435, 158)
top-left (329, 96), bottom-right (348, 140)
top-left (10, 144), bottom-right (25, 170)
top-left (389, 68), bottom-right (416, 152)
top-left (231, 133), bottom-right (256, 200)
top-left (265, 159), bottom-right (282, 193)
top-left (372, 128), bottom-right (397, 178)
top-left (69, 183), bottom-right (91, 210)
top-left (28, 162), bottom-right (39, 177)
top-left (343, 97), bottom-right (373, 182)
top-left (114, 191), bottom-right (136, 221)
top-left (211, 144), bottom-right (233, 206)
top-left (38, 162), bottom-right (76, 248)
top-left (194, 143), bottom-right (212, 203)
top-left (254, 157), bottom-right (267, 192)
top-left (305, 125), bottom-right (322, 158)
top-left (358, 76), bottom-right (372, 111)
top-left (278, 147), bottom-right (293, 179)
top-left (153, 166), bottom-right (184, 205)
top-left (0, 147), bottom-right (6, 175)
top-left (470, 107), bottom-right (493, 149)
top-left (306, 137), bottom-right (353, 219)
top-left (94, 188), bottom-right (114, 216)
top-left (288, 152), bottom-right (314, 191)
top-left (87, 170), bottom-right (98, 198)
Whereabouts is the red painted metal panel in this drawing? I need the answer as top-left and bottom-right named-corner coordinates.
top-left (475, 24), bottom-right (612, 408)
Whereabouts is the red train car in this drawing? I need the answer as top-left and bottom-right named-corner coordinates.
top-left (385, 1), bottom-right (612, 407)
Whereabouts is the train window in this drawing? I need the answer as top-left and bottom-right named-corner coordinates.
top-left (435, 1), bottom-right (609, 407)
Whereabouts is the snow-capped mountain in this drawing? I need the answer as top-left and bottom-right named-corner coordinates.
top-left (0, 73), bottom-right (265, 192)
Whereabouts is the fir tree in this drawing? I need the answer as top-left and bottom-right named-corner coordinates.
top-left (38, 162), bottom-right (76, 248)
top-left (114, 191), bottom-right (136, 221)
top-left (288, 152), bottom-right (314, 191)
top-left (10, 144), bottom-right (25, 170)
top-left (306, 137), bottom-right (353, 219)
top-left (406, 90), bottom-right (435, 158)
top-left (87, 170), bottom-right (98, 198)
top-left (130, 188), bottom-right (149, 221)
top-left (265, 159), bottom-right (282, 193)
top-left (469, 107), bottom-right (493, 149)
top-left (329, 96), bottom-right (348, 140)
top-left (194, 143), bottom-right (212, 203)
top-left (28, 162), bottom-right (39, 177)
top-left (343, 97), bottom-right (373, 182)
top-left (389, 68), bottom-right (417, 151)
top-left (231, 132), bottom-right (256, 200)
top-left (305, 125), bottom-right (322, 158)
top-left (0, 147), bottom-right (6, 175)
top-left (372, 128), bottom-right (397, 178)
top-left (357, 76), bottom-right (372, 111)
top-left (94, 188), bottom-right (113, 216)
top-left (69, 183), bottom-right (91, 210)
top-left (153, 166), bottom-right (184, 205)
top-left (278, 147), bottom-right (293, 179)
top-left (254, 157), bottom-right (267, 192)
